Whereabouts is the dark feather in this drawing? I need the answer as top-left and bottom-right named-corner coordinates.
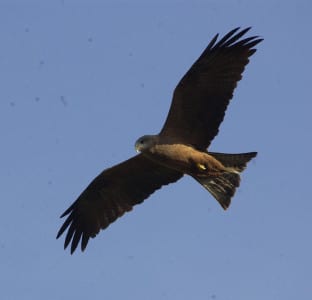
top-left (193, 151), bottom-right (257, 209)
top-left (56, 154), bottom-right (182, 254)
top-left (160, 27), bottom-right (263, 150)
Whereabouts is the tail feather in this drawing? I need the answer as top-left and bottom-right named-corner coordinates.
top-left (193, 152), bottom-right (256, 209)
top-left (209, 152), bottom-right (257, 172)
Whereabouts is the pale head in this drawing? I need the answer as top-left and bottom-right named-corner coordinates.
top-left (135, 135), bottom-right (158, 153)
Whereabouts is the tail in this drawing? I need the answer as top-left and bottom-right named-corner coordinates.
top-left (193, 152), bottom-right (257, 210)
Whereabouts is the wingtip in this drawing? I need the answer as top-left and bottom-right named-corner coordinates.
top-left (234, 26), bottom-right (252, 33)
top-left (70, 243), bottom-right (81, 255)
top-left (241, 26), bottom-right (252, 33)
top-left (59, 204), bottom-right (73, 218)
top-left (56, 231), bottom-right (62, 240)
top-left (228, 27), bottom-right (241, 34)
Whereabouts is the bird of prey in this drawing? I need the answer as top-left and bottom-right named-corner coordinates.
top-left (57, 27), bottom-right (262, 254)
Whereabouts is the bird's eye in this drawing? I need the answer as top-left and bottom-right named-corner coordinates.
top-left (140, 140), bottom-right (144, 144)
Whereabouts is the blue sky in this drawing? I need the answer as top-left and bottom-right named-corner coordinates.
top-left (1, 1), bottom-right (311, 299)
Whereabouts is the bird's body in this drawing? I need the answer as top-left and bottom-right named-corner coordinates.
top-left (137, 138), bottom-right (227, 176)
top-left (135, 134), bottom-right (256, 209)
top-left (57, 27), bottom-right (262, 253)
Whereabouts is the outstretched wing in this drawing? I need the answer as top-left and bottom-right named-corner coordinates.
top-left (57, 154), bottom-right (182, 254)
top-left (160, 27), bottom-right (262, 150)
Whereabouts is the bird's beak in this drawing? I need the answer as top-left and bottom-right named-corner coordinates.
top-left (135, 142), bottom-right (141, 153)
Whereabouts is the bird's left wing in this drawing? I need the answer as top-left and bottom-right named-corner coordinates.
top-left (57, 154), bottom-right (182, 254)
top-left (160, 27), bottom-right (262, 150)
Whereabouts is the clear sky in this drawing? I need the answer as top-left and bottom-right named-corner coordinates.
top-left (1, 1), bottom-right (311, 299)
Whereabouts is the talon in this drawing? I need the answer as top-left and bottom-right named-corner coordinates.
top-left (197, 163), bottom-right (206, 171)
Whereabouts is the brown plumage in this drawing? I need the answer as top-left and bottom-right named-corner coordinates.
top-left (57, 27), bottom-right (262, 253)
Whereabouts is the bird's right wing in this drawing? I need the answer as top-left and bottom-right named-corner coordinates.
top-left (57, 154), bottom-right (183, 254)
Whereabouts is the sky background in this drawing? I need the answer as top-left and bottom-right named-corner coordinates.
top-left (1, 1), bottom-right (311, 299)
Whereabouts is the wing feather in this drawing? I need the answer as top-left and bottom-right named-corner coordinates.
top-left (160, 27), bottom-right (263, 150)
top-left (56, 154), bottom-right (182, 253)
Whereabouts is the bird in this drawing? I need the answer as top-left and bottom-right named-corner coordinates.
top-left (57, 27), bottom-right (262, 254)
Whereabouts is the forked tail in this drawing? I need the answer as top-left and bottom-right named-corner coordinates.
top-left (193, 152), bottom-right (257, 209)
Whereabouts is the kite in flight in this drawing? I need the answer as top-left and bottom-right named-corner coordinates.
top-left (57, 27), bottom-right (262, 254)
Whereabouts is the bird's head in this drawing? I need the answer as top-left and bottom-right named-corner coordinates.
top-left (135, 135), bottom-right (158, 153)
